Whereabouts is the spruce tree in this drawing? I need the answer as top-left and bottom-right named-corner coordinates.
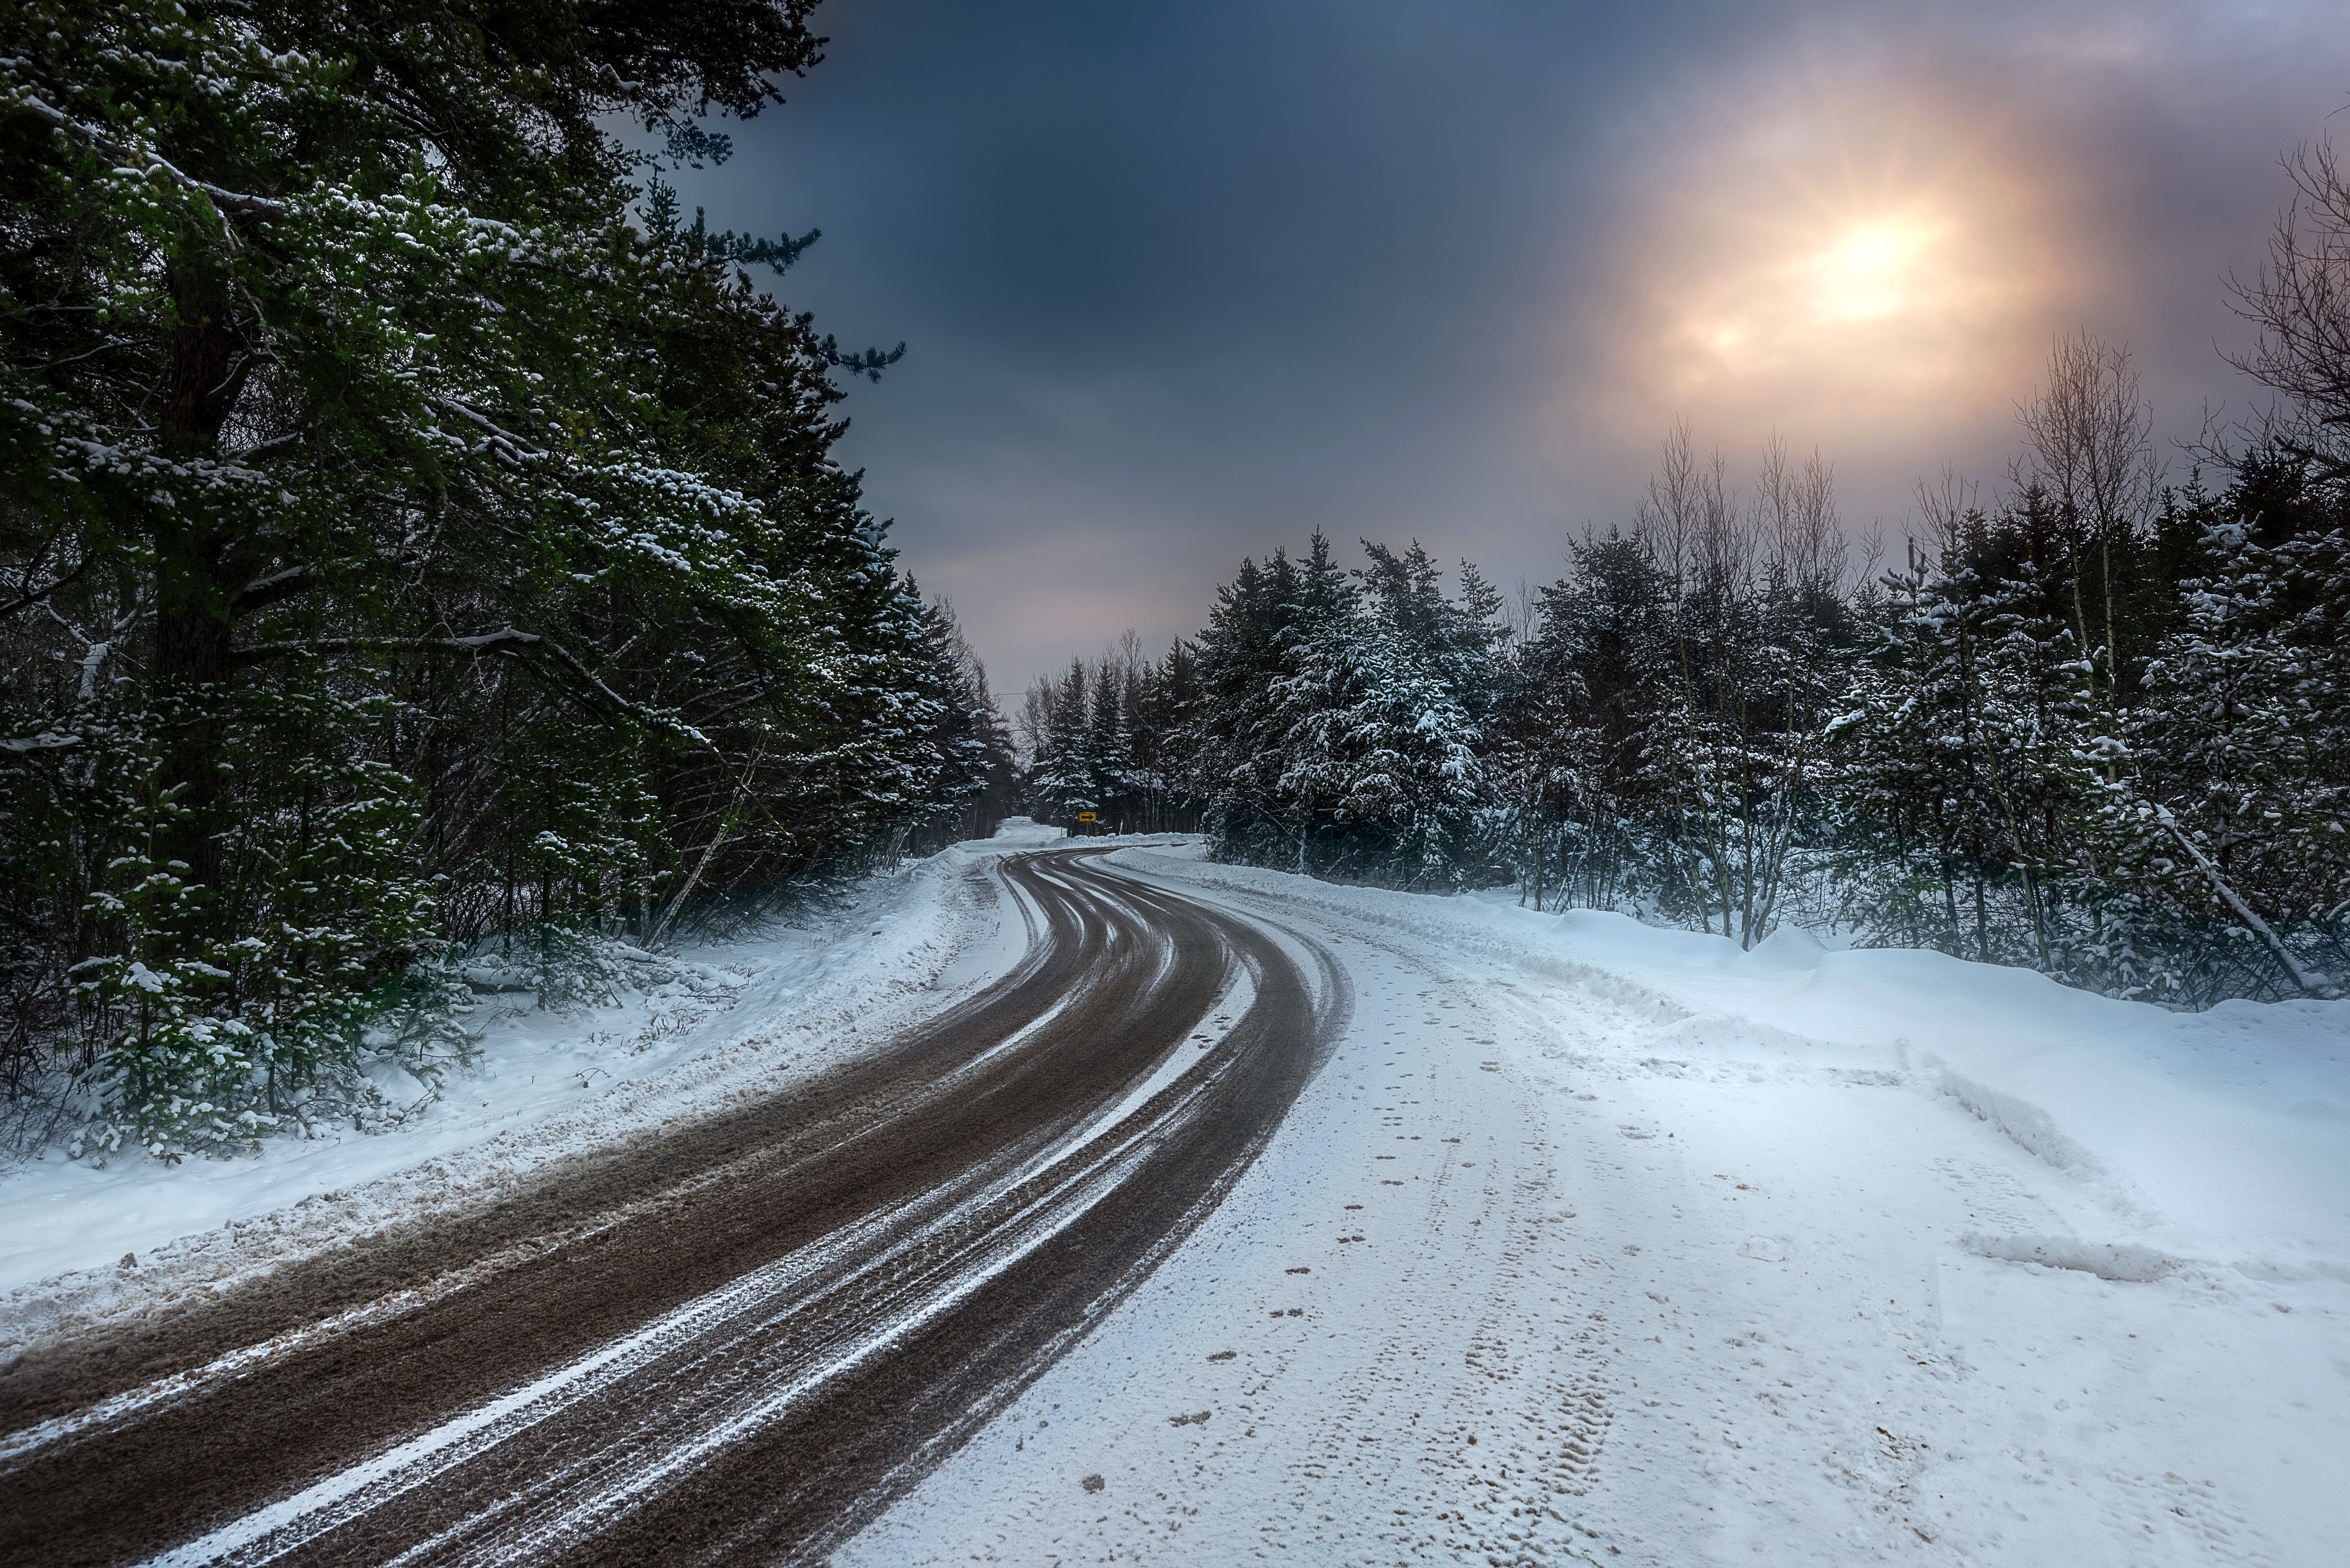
top-left (0, 0), bottom-right (956, 1151)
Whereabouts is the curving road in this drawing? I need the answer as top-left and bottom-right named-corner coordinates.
top-left (0, 849), bottom-right (1343, 1567)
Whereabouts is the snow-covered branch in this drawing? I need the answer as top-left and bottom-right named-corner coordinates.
top-left (4, 87), bottom-right (288, 221)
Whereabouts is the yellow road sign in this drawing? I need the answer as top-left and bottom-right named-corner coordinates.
top-left (1076, 813), bottom-right (1097, 822)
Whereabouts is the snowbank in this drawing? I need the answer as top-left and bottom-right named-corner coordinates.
top-left (1516, 904), bottom-right (2350, 1284)
top-left (0, 842), bottom-right (1028, 1342)
top-left (1130, 847), bottom-right (2350, 1287)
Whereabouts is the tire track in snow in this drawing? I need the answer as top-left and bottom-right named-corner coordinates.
top-left (848, 852), bottom-right (1620, 1568)
top-left (0, 851), bottom-right (1339, 1568)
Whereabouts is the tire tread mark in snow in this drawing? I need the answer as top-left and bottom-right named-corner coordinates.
top-left (0, 851), bottom-right (1334, 1568)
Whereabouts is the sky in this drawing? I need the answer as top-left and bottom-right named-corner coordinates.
top-left (668, 0), bottom-right (2350, 691)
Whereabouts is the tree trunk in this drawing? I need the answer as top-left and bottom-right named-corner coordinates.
top-left (152, 265), bottom-right (255, 904)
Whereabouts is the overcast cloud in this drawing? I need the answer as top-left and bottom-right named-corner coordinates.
top-left (666, 1), bottom-right (2350, 688)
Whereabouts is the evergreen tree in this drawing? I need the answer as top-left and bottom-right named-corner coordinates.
top-left (1838, 532), bottom-right (2019, 960)
top-left (1181, 532), bottom-right (1498, 885)
top-left (0, 0), bottom-right (956, 1150)
top-left (1183, 547), bottom-right (1319, 848)
top-left (1505, 530), bottom-right (1668, 910)
top-left (2115, 456), bottom-right (2350, 994)
top-left (1086, 663), bottom-right (1135, 829)
top-left (1025, 660), bottom-right (1096, 823)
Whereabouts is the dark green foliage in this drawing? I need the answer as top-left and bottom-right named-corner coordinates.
top-left (1017, 636), bottom-right (1203, 837)
top-left (0, 0), bottom-right (997, 1153)
top-left (1173, 532), bottom-right (1502, 888)
top-left (1143, 450), bottom-right (2346, 1005)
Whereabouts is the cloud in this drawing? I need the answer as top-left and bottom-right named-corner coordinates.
top-left (1535, 3), bottom-right (2350, 537)
top-left (681, 0), bottom-right (2350, 683)
top-left (1580, 74), bottom-right (2068, 451)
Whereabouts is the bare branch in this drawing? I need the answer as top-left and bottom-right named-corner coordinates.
top-left (2016, 328), bottom-right (2159, 535)
top-left (2226, 140), bottom-right (2350, 438)
top-left (0, 551), bottom-right (89, 622)
top-left (235, 627), bottom-right (715, 748)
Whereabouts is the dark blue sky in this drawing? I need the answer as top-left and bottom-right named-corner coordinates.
top-left (668, 1), bottom-right (2350, 689)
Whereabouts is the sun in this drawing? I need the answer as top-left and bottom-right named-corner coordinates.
top-left (1583, 83), bottom-right (2066, 446)
top-left (1804, 215), bottom-right (1948, 325)
top-left (1670, 199), bottom-right (1981, 386)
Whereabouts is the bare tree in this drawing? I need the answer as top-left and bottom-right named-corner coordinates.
top-left (1754, 434), bottom-right (1848, 604)
top-left (2014, 329), bottom-right (2159, 690)
top-left (2228, 138), bottom-right (2350, 458)
top-left (1500, 574), bottom-right (1541, 655)
top-left (1014, 676), bottom-right (1057, 766)
top-left (1634, 425), bottom-right (1845, 947)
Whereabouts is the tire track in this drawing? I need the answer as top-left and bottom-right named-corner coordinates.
top-left (0, 850), bottom-right (1339, 1568)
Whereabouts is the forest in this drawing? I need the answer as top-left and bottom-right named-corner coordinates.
top-left (5, 0), bottom-right (2344, 1161)
top-left (0, 0), bottom-right (1015, 1152)
top-left (1022, 317), bottom-right (2349, 1010)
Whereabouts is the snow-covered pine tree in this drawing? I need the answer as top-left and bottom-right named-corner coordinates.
top-left (1178, 532), bottom-right (1501, 886)
top-left (1503, 530), bottom-right (1672, 912)
top-left (1133, 638), bottom-right (1202, 833)
top-left (0, 0), bottom-right (954, 1152)
top-left (898, 589), bottom-right (1015, 851)
top-left (1326, 542), bottom-right (1497, 885)
top-left (1184, 545), bottom-right (1323, 858)
top-left (1085, 655), bottom-right (1137, 831)
top-left (2115, 454), bottom-right (2350, 996)
top-left (1946, 487), bottom-right (2112, 966)
top-left (1024, 661), bottom-right (1098, 825)
top-left (1836, 525), bottom-right (2015, 959)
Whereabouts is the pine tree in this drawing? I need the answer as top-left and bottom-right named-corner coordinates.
top-left (1181, 532), bottom-right (1500, 885)
top-left (1838, 534), bottom-right (2013, 959)
top-left (1086, 664), bottom-right (1135, 830)
top-left (0, 0), bottom-right (948, 1151)
top-left (2115, 455), bottom-right (2350, 994)
top-left (1184, 548), bottom-right (1322, 852)
top-left (1026, 661), bottom-right (1096, 824)
top-left (1505, 530), bottom-right (1669, 910)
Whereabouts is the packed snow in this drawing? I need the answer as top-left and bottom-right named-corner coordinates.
top-left (840, 842), bottom-right (2350, 1567)
top-left (6, 824), bottom-right (2346, 1565)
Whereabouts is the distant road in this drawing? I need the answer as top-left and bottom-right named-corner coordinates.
top-left (0, 850), bottom-right (1338, 1567)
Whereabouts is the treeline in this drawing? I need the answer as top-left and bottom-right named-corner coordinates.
top-left (1017, 634), bottom-right (1203, 835)
top-left (0, 0), bottom-right (1014, 1151)
top-left (1022, 221), bottom-right (2350, 1006)
top-left (1151, 421), bottom-right (2344, 1006)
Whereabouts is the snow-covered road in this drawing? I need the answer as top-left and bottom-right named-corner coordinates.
top-left (0, 846), bottom-right (1336, 1565)
top-left (3, 831), bottom-right (2344, 1567)
top-left (845, 844), bottom-right (2350, 1568)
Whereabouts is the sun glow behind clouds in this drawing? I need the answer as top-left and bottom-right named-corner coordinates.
top-left (1594, 86), bottom-right (2070, 454)
top-left (1806, 214), bottom-right (1945, 322)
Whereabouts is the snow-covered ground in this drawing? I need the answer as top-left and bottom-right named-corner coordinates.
top-left (0, 827), bottom-right (1080, 1348)
top-left (841, 844), bottom-right (2350, 1568)
top-left (7, 828), bottom-right (2345, 1565)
